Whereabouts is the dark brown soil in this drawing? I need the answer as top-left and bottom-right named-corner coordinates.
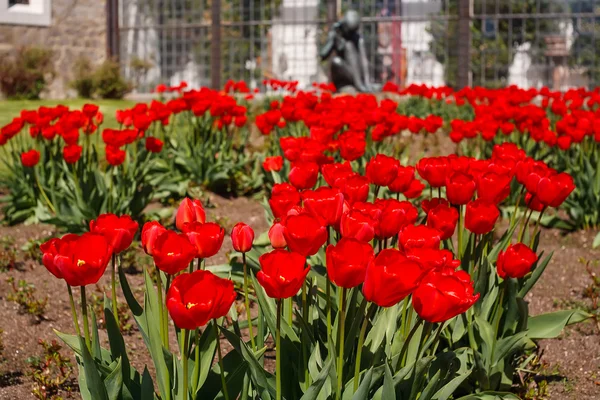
top-left (0, 195), bottom-right (597, 399)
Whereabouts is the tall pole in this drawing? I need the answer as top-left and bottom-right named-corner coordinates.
top-left (457, 0), bottom-right (472, 88)
top-left (106, 0), bottom-right (120, 61)
top-left (211, 0), bottom-right (222, 90)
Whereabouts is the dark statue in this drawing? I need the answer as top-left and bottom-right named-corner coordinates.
top-left (320, 10), bottom-right (372, 93)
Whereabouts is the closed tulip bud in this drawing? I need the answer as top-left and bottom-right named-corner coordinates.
top-left (321, 161), bottom-right (354, 187)
top-left (446, 172), bottom-right (476, 205)
top-left (340, 174), bottom-right (370, 205)
top-left (497, 243), bottom-right (538, 279)
top-left (427, 203), bottom-right (459, 240)
top-left (412, 267), bottom-right (479, 323)
top-left (388, 165), bottom-right (415, 193)
top-left (326, 238), bottom-right (374, 288)
top-left (269, 183), bottom-right (301, 219)
top-left (52, 233), bottom-right (113, 287)
top-left (524, 192), bottom-right (545, 212)
top-left (257, 249), bottom-right (310, 299)
top-left (176, 198), bottom-right (206, 231)
top-left (399, 224), bottom-right (442, 250)
top-left (262, 156), bottom-right (283, 172)
top-left (403, 178), bottom-right (425, 199)
top-left (152, 230), bottom-right (197, 274)
top-left (166, 270), bottom-right (236, 330)
top-left (268, 221), bottom-right (287, 249)
top-left (363, 249), bottom-right (426, 307)
top-left (464, 199), bottom-right (500, 235)
top-left (21, 149), bottom-right (40, 168)
top-left (302, 186), bottom-right (345, 226)
top-left (231, 222), bottom-right (254, 253)
top-left (375, 199), bottom-right (418, 239)
top-left (183, 222), bottom-right (225, 259)
top-left (416, 157), bottom-right (448, 188)
top-left (90, 213), bottom-right (139, 254)
top-left (283, 214), bottom-right (327, 257)
top-left (366, 154), bottom-right (400, 186)
top-left (477, 171), bottom-right (512, 204)
top-left (141, 221), bottom-right (167, 256)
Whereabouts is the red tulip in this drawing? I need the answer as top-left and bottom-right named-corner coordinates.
top-left (524, 192), bottom-right (545, 212)
top-left (183, 222), bottom-right (225, 259)
top-left (231, 222), bottom-right (254, 253)
top-left (175, 198), bottom-right (206, 231)
top-left (269, 183), bottom-right (301, 219)
top-left (268, 220), bottom-right (287, 249)
top-left (257, 249), bottom-right (310, 299)
top-left (412, 267), bottom-right (479, 323)
top-left (497, 243), bottom-right (538, 279)
top-left (477, 171), bottom-right (512, 204)
top-left (339, 209), bottom-right (376, 242)
top-left (166, 270), bottom-right (236, 329)
top-left (152, 230), bottom-right (197, 274)
top-left (283, 214), bottom-right (327, 257)
top-left (63, 145), bottom-right (83, 164)
top-left (406, 248), bottom-right (460, 271)
top-left (52, 233), bottom-right (113, 286)
top-left (40, 236), bottom-right (77, 280)
top-left (388, 166), bottom-right (415, 193)
top-left (375, 199), bottom-right (418, 239)
top-left (288, 161), bottom-right (319, 190)
top-left (464, 199), bottom-right (500, 235)
top-left (403, 178), bottom-right (425, 199)
top-left (326, 238), bottom-right (374, 288)
top-left (141, 221), bottom-right (167, 255)
top-left (536, 172), bottom-right (575, 208)
top-left (106, 145), bottom-right (126, 166)
top-left (302, 187), bottom-right (345, 226)
top-left (321, 161), bottom-right (353, 187)
top-left (416, 157), bottom-right (448, 188)
top-left (446, 172), bottom-right (476, 205)
top-left (145, 137), bottom-right (164, 153)
top-left (399, 224), bottom-right (442, 250)
top-left (363, 249), bottom-right (426, 307)
top-left (90, 213), bottom-right (139, 254)
top-left (263, 156), bottom-right (283, 172)
top-left (366, 154), bottom-right (400, 186)
top-left (421, 197), bottom-right (449, 214)
top-left (427, 203), bottom-right (458, 240)
top-left (340, 174), bottom-right (370, 205)
top-left (21, 150), bottom-right (40, 167)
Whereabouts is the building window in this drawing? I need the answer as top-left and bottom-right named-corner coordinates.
top-left (0, 0), bottom-right (51, 26)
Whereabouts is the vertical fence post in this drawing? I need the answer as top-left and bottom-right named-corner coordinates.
top-left (457, 0), bottom-right (471, 88)
top-left (106, 0), bottom-right (120, 61)
top-left (211, 0), bottom-right (222, 90)
top-left (327, 0), bottom-right (337, 26)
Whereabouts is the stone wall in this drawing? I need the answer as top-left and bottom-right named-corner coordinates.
top-left (0, 0), bottom-right (107, 98)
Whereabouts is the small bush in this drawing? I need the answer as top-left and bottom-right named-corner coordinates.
top-left (26, 339), bottom-right (74, 400)
top-left (92, 59), bottom-right (132, 99)
top-left (6, 277), bottom-right (48, 321)
top-left (0, 46), bottom-right (54, 99)
top-left (70, 56), bottom-right (95, 99)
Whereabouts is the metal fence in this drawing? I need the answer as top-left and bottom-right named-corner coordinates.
top-left (117, 0), bottom-right (600, 92)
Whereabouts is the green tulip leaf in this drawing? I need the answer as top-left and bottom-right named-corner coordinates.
top-left (527, 309), bottom-right (592, 339)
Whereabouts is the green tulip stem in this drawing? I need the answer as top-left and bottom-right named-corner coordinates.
top-left (214, 321), bottom-right (230, 400)
top-left (326, 229), bottom-right (332, 340)
top-left (336, 288), bottom-right (347, 399)
top-left (517, 208), bottom-right (534, 243)
top-left (66, 284), bottom-right (81, 337)
top-left (276, 299), bottom-right (282, 400)
top-left (400, 317), bottom-right (423, 368)
top-left (490, 281), bottom-right (507, 363)
top-left (353, 302), bottom-right (375, 392)
top-left (111, 254), bottom-right (119, 328)
top-left (80, 286), bottom-right (91, 353)
top-left (242, 253), bottom-right (256, 350)
top-left (165, 274), bottom-right (171, 349)
top-left (509, 186), bottom-right (525, 228)
top-left (429, 323), bottom-right (445, 355)
top-left (156, 270), bottom-right (167, 348)
top-left (457, 205), bottom-right (464, 258)
top-left (530, 207), bottom-right (546, 248)
top-left (33, 168), bottom-right (56, 214)
top-left (182, 328), bottom-right (189, 400)
top-left (192, 329), bottom-right (200, 391)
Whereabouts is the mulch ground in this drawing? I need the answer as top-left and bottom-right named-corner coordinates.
top-left (0, 194), bottom-right (598, 399)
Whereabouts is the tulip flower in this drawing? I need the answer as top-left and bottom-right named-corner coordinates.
top-left (416, 157), bottom-right (448, 188)
top-left (268, 220), bottom-right (287, 249)
top-left (427, 203), bottom-right (459, 240)
top-left (445, 172), bottom-right (476, 205)
top-left (52, 233), bottom-right (113, 287)
top-left (63, 144), bottom-right (83, 164)
top-left (536, 172), bottom-right (575, 208)
top-left (302, 186), bottom-right (345, 226)
top-left (339, 209), bottom-right (376, 242)
top-left (340, 174), bottom-right (370, 205)
top-left (464, 199), bottom-right (500, 235)
top-left (231, 222), bottom-right (254, 253)
top-left (388, 166), bottom-right (415, 193)
top-left (21, 149), bottom-right (40, 167)
top-left (283, 214), bottom-right (327, 257)
top-left (152, 230), bottom-right (197, 275)
top-left (263, 156), bottom-right (283, 172)
top-left (288, 161), bottom-right (319, 190)
top-left (183, 222), bottom-right (225, 259)
top-left (257, 249), bottom-right (309, 299)
top-left (90, 213), bottom-right (139, 254)
top-left (477, 171), bottom-right (512, 204)
top-left (269, 183), bottom-right (301, 219)
top-left (363, 249), bottom-right (426, 307)
top-left (321, 161), bottom-right (353, 187)
top-left (399, 224), bottom-right (442, 250)
top-left (365, 154), bottom-right (400, 186)
top-left (166, 270), bottom-right (236, 330)
top-left (375, 199), bottom-right (418, 239)
top-left (326, 238), bottom-right (374, 288)
top-left (497, 243), bottom-right (538, 279)
top-left (175, 198), bottom-right (206, 231)
top-left (141, 221), bottom-right (167, 255)
top-left (412, 267), bottom-right (479, 323)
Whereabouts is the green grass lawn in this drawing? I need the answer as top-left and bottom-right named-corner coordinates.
top-left (0, 99), bottom-right (137, 129)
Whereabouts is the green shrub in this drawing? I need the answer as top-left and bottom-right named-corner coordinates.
top-left (0, 46), bottom-right (54, 99)
top-left (92, 59), bottom-right (132, 99)
top-left (70, 56), bottom-right (95, 98)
